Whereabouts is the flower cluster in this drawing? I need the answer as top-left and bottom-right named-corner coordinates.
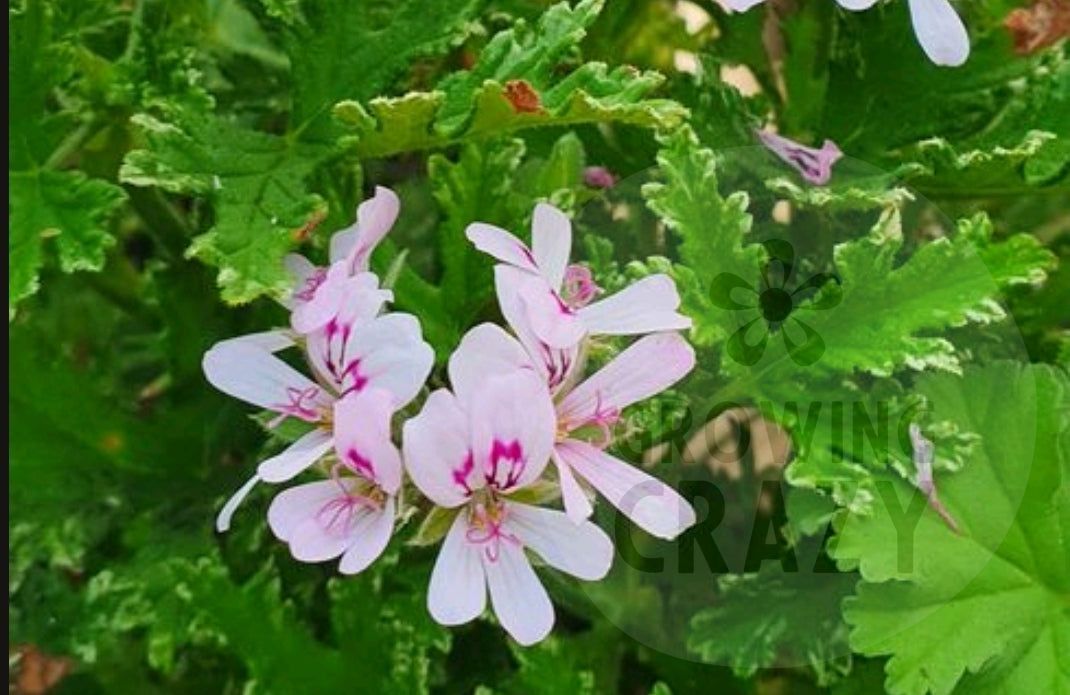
top-left (203, 190), bottom-right (697, 645)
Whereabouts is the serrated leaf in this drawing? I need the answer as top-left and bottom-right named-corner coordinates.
top-left (335, 0), bottom-right (686, 158)
top-left (831, 362), bottom-right (1070, 695)
top-left (9, 170), bottom-right (126, 316)
top-left (642, 126), bottom-right (767, 348)
top-left (755, 210), bottom-right (1054, 381)
top-left (688, 567), bottom-right (856, 685)
top-left (122, 112), bottom-right (331, 303)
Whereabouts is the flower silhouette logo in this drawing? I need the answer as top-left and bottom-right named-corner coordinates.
top-left (710, 239), bottom-right (841, 366)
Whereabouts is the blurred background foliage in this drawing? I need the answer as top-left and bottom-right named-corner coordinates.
top-left (8, 0), bottom-right (1068, 693)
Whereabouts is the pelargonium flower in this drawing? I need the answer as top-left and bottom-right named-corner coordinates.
top-left (202, 281), bottom-right (434, 541)
top-left (450, 324), bottom-right (697, 539)
top-left (402, 328), bottom-right (614, 645)
top-left (467, 203), bottom-right (690, 351)
top-left (285, 186), bottom-right (399, 334)
top-left (723, 0), bottom-right (970, 67)
top-left (756, 130), bottom-right (843, 185)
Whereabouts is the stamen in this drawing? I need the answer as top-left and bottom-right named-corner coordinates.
top-left (465, 501), bottom-right (521, 562)
top-left (269, 386), bottom-right (321, 426)
top-left (561, 264), bottom-right (601, 309)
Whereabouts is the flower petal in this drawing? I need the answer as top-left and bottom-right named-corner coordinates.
top-left (338, 495), bottom-right (396, 574)
top-left (428, 512), bottom-right (487, 626)
top-left (332, 388), bottom-right (403, 494)
top-left (517, 273), bottom-right (588, 349)
top-left (494, 266), bottom-right (581, 389)
top-left (721, 0), bottom-right (767, 10)
top-left (908, 0), bottom-right (970, 67)
top-left (403, 389), bottom-right (475, 507)
top-left (448, 323), bottom-right (533, 408)
top-left (483, 540), bottom-right (554, 646)
top-left (288, 503), bottom-right (375, 563)
top-left (291, 261), bottom-right (350, 334)
top-left (578, 274), bottom-right (692, 336)
top-left (556, 440), bottom-right (696, 540)
top-left (216, 474), bottom-right (261, 533)
top-left (257, 428), bottom-right (335, 483)
top-left (835, 0), bottom-right (878, 10)
top-left (553, 449), bottom-right (594, 523)
top-left (202, 341), bottom-right (330, 416)
top-left (557, 332), bottom-right (695, 431)
top-left (505, 501), bottom-right (613, 581)
top-left (267, 479), bottom-right (343, 541)
top-left (465, 222), bottom-right (539, 273)
top-left (330, 186), bottom-right (400, 271)
top-left (470, 371), bottom-right (556, 493)
top-left (211, 330), bottom-right (294, 354)
top-left (531, 202), bottom-right (572, 291)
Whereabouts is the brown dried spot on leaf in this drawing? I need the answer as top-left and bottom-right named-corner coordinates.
top-left (292, 208), bottom-right (327, 243)
top-left (1004, 0), bottom-right (1070, 55)
top-left (11, 645), bottom-right (73, 695)
top-left (503, 80), bottom-right (544, 114)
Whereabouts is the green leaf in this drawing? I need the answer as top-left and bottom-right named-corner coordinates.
top-left (430, 137), bottom-right (526, 323)
top-left (121, 112), bottom-right (331, 303)
top-left (759, 210), bottom-right (1055, 380)
top-left (335, 0), bottom-right (686, 158)
top-left (9, 169), bottom-right (126, 317)
top-left (832, 362), bottom-right (1070, 695)
top-left (8, 1), bottom-right (127, 316)
top-left (688, 566), bottom-right (856, 685)
top-left (642, 126), bottom-right (767, 348)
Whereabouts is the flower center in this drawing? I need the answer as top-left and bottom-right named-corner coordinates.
top-left (759, 287), bottom-right (793, 323)
top-left (268, 385), bottom-right (323, 427)
top-left (560, 264), bottom-right (601, 309)
top-left (315, 467), bottom-right (384, 536)
top-left (465, 498), bottom-right (521, 562)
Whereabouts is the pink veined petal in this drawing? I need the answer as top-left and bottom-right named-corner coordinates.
top-left (504, 501), bottom-right (613, 581)
top-left (202, 341), bottom-right (330, 416)
top-left (267, 479), bottom-right (342, 542)
top-left (290, 261), bottom-right (350, 334)
top-left (835, 0), bottom-right (878, 10)
top-left (338, 495), bottom-right (396, 575)
top-left (257, 428), bottom-right (335, 483)
top-left (281, 254), bottom-right (317, 309)
top-left (517, 273), bottom-right (588, 349)
top-left (469, 371), bottom-right (556, 493)
top-left (494, 266), bottom-right (581, 389)
top-left (428, 513), bottom-right (488, 626)
top-left (465, 222), bottom-right (540, 273)
top-left (556, 440), bottom-right (696, 540)
top-left (402, 389), bottom-right (475, 507)
top-left (530, 202), bottom-right (572, 291)
top-left (908, 0), bottom-right (970, 67)
top-left (330, 186), bottom-right (401, 271)
top-left (553, 449), bottom-right (594, 524)
top-left (578, 274), bottom-right (692, 337)
top-left (557, 332), bottom-right (696, 432)
top-left (448, 323), bottom-right (534, 409)
top-left (332, 388), bottom-right (403, 494)
top-left (331, 313), bottom-right (434, 408)
top-left (483, 539), bottom-right (554, 646)
top-left (216, 474), bottom-right (261, 533)
top-left (210, 329), bottom-right (294, 354)
top-left (287, 485), bottom-right (376, 563)
top-left (305, 274), bottom-right (395, 392)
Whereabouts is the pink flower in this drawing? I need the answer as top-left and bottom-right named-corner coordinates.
top-left (202, 289), bottom-right (433, 538)
top-left (402, 329), bottom-right (613, 645)
top-left (450, 324), bottom-right (698, 539)
top-left (285, 186), bottom-right (399, 334)
top-left (723, 0), bottom-right (969, 67)
top-left (756, 130), bottom-right (843, 186)
top-left (467, 202), bottom-right (690, 388)
top-left (266, 389), bottom-right (401, 574)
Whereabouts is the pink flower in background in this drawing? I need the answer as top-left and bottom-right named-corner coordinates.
top-left (756, 130), bottom-right (843, 186)
top-left (583, 166), bottom-right (617, 189)
top-left (450, 324), bottom-right (697, 539)
top-left (467, 202), bottom-right (690, 387)
top-left (722, 0), bottom-right (969, 67)
top-left (403, 332), bottom-right (613, 645)
top-left (202, 300), bottom-right (433, 534)
top-left (286, 186), bottom-right (399, 334)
